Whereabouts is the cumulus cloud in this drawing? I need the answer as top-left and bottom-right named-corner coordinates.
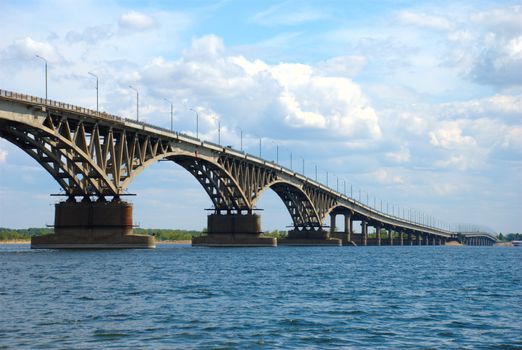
top-left (373, 169), bottom-right (403, 184)
top-left (446, 6), bottom-right (522, 87)
top-left (65, 25), bottom-right (113, 44)
top-left (429, 122), bottom-right (477, 149)
top-left (140, 35), bottom-right (381, 141)
top-left (315, 55), bottom-right (366, 77)
top-left (1, 37), bottom-right (62, 63)
top-left (119, 11), bottom-right (156, 30)
top-left (386, 145), bottom-right (411, 163)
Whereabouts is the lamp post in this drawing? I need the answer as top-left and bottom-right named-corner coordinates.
top-left (259, 136), bottom-right (262, 157)
top-left (35, 55), bottom-right (48, 100)
top-left (88, 72), bottom-right (99, 116)
top-left (190, 108), bottom-right (199, 138)
top-left (211, 116), bottom-right (221, 144)
top-left (237, 127), bottom-right (243, 151)
top-left (163, 98), bottom-right (173, 132)
top-left (128, 85), bottom-right (139, 121)
top-left (301, 157), bottom-right (305, 175)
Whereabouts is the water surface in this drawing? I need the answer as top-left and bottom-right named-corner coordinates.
top-left (0, 244), bottom-right (520, 349)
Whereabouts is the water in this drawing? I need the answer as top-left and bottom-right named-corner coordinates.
top-left (0, 245), bottom-right (520, 349)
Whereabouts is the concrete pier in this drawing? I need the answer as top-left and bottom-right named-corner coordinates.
top-left (31, 200), bottom-right (155, 249)
top-left (279, 229), bottom-right (341, 246)
top-left (192, 213), bottom-right (276, 247)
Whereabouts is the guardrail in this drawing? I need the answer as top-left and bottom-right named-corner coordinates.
top-left (0, 88), bottom-right (454, 236)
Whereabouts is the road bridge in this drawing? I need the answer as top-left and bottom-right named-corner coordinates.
top-left (0, 89), bottom-right (491, 248)
top-left (454, 232), bottom-right (497, 246)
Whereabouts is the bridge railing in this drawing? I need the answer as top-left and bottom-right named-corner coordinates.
top-left (1, 88), bottom-right (454, 236)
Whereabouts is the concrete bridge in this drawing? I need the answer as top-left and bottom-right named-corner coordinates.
top-left (455, 232), bottom-right (497, 246)
top-left (0, 89), bottom-right (495, 248)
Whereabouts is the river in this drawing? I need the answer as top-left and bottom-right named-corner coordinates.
top-left (0, 244), bottom-right (520, 349)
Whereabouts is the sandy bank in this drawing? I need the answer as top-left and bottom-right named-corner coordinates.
top-left (445, 241), bottom-right (463, 246)
top-left (156, 240), bottom-right (192, 245)
top-left (0, 240), bottom-right (30, 244)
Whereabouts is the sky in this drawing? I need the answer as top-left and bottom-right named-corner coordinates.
top-left (0, 0), bottom-right (520, 233)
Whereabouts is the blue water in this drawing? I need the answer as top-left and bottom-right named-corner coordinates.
top-left (0, 245), bottom-right (521, 349)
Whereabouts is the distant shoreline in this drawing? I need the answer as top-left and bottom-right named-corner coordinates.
top-left (0, 239), bottom-right (193, 245)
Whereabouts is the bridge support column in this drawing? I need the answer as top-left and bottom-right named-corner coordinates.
top-left (407, 232), bottom-right (412, 245)
top-left (362, 221), bottom-right (368, 246)
top-left (344, 213), bottom-right (353, 245)
top-left (417, 232), bottom-right (421, 245)
top-left (389, 229), bottom-right (394, 246)
top-left (432, 236), bottom-right (436, 245)
top-left (31, 200), bottom-right (155, 249)
top-left (330, 212), bottom-right (336, 234)
top-left (193, 213), bottom-right (276, 247)
top-left (376, 225), bottom-right (381, 246)
top-left (399, 231), bottom-right (404, 246)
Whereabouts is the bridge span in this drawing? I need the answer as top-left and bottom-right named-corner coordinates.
top-left (0, 90), bottom-right (495, 248)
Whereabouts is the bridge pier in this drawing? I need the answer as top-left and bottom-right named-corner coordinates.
top-left (388, 229), bottom-right (394, 246)
top-left (279, 228), bottom-right (341, 246)
top-left (192, 213), bottom-right (276, 247)
top-left (31, 200), bottom-right (155, 249)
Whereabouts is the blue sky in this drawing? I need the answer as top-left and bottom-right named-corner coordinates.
top-left (0, 0), bottom-right (520, 233)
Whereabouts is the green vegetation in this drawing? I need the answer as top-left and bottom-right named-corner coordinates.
top-left (0, 227), bottom-right (53, 241)
top-left (133, 228), bottom-right (204, 241)
top-left (497, 233), bottom-right (521, 242)
top-left (0, 227), bottom-right (292, 241)
top-left (261, 230), bottom-right (288, 239)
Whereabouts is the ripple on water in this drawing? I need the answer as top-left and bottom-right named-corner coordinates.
top-left (0, 245), bottom-right (521, 349)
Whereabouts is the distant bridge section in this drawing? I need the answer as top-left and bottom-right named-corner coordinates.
top-left (0, 89), bottom-right (477, 248)
top-left (455, 232), bottom-right (497, 246)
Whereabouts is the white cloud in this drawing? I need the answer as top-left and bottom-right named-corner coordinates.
top-left (429, 122), bottom-right (477, 149)
top-left (398, 11), bottom-right (452, 31)
top-left (0, 148), bottom-right (7, 163)
top-left (252, 3), bottom-right (329, 26)
top-left (315, 55), bottom-right (367, 77)
top-left (502, 126), bottom-right (522, 151)
top-left (140, 35), bottom-right (381, 141)
top-left (2, 37), bottom-right (62, 63)
top-left (386, 145), bottom-right (411, 163)
top-left (119, 11), bottom-right (156, 30)
top-left (374, 169), bottom-right (403, 184)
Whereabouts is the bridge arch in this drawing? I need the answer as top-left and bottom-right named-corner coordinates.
top-left (252, 179), bottom-right (323, 231)
top-left (0, 116), bottom-right (119, 197)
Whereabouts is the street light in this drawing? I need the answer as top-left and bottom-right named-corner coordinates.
top-left (128, 85), bottom-right (139, 121)
top-left (163, 98), bottom-right (173, 132)
top-left (88, 72), bottom-right (99, 116)
top-left (301, 157), bottom-right (305, 175)
top-left (35, 55), bottom-right (48, 100)
top-left (190, 108), bottom-right (199, 138)
top-left (211, 115), bottom-right (221, 144)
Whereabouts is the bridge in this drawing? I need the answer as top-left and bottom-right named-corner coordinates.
top-left (455, 232), bottom-right (498, 246)
top-left (0, 89), bottom-right (497, 248)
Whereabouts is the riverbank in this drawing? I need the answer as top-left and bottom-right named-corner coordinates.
top-left (0, 239), bottom-right (193, 245)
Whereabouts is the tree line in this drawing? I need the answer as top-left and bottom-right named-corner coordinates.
top-left (0, 227), bottom-right (289, 241)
